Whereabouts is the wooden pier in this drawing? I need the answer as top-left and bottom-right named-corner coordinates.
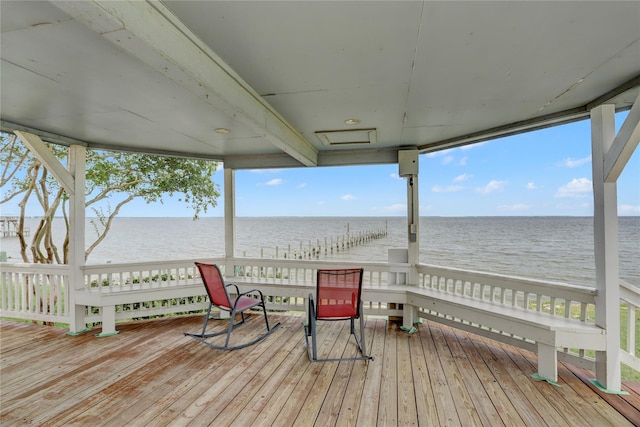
top-left (248, 222), bottom-right (389, 260)
top-left (0, 216), bottom-right (29, 238)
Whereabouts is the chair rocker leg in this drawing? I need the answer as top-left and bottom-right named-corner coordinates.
top-left (305, 317), bottom-right (373, 362)
top-left (184, 303), bottom-right (280, 351)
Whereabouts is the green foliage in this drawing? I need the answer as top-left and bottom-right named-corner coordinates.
top-left (84, 150), bottom-right (220, 219)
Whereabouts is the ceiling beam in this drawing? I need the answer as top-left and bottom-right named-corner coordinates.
top-left (53, 0), bottom-right (318, 167)
top-left (223, 148), bottom-right (402, 170)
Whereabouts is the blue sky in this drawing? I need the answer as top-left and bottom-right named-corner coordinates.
top-left (3, 113), bottom-right (639, 218)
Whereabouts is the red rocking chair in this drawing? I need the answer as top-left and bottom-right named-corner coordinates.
top-left (184, 262), bottom-right (280, 350)
top-left (305, 268), bottom-right (373, 362)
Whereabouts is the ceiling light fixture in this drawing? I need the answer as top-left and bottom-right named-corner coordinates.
top-left (344, 119), bottom-right (360, 125)
top-left (215, 128), bottom-right (231, 134)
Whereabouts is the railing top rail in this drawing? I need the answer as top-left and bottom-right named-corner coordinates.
top-left (0, 262), bottom-right (71, 273)
top-left (620, 279), bottom-right (640, 306)
top-left (82, 258), bottom-right (224, 272)
top-left (419, 263), bottom-right (598, 296)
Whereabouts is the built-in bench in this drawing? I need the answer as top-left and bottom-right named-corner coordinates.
top-left (76, 281), bottom-right (207, 336)
top-left (404, 287), bottom-right (607, 383)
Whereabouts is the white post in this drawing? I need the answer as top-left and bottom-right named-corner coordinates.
top-left (68, 145), bottom-right (89, 335)
top-left (399, 149), bottom-right (420, 283)
top-left (399, 150), bottom-right (420, 331)
top-left (406, 173), bottom-right (420, 282)
top-left (224, 167), bottom-right (236, 276)
top-left (591, 104), bottom-right (621, 391)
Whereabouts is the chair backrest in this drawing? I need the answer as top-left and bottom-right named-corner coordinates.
top-left (315, 268), bottom-right (364, 320)
top-left (195, 262), bottom-right (231, 309)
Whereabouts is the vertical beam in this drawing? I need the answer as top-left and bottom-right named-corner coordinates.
top-left (224, 168), bottom-right (236, 275)
top-left (67, 145), bottom-right (89, 335)
top-left (400, 149), bottom-right (420, 331)
top-left (399, 148), bottom-right (420, 284)
top-left (406, 174), bottom-right (420, 283)
top-left (591, 104), bottom-right (622, 391)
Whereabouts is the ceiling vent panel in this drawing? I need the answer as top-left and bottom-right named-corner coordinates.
top-left (315, 128), bottom-right (377, 146)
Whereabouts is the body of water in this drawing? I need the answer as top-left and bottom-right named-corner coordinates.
top-left (1, 216), bottom-right (638, 288)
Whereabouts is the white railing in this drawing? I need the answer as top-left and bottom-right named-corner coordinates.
top-left (83, 259), bottom-right (210, 292)
top-left (78, 257), bottom-right (407, 325)
top-left (226, 258), bottom-right (409, 315)
top-left (0, 263), bottom-right (71, 324)
top-left (1, 259), bottom-right (637, 375)
top-left (81, 258), bottom-right (221, 325)
top-left (417, 264), bottom-right (639, 373)
top-left (620, 280), bottom-right (640, 371)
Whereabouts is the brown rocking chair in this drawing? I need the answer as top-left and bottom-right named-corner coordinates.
top-left (305, 268), bottom-right (373, 362)
top-left (184, 262), bottom-right (280, 350)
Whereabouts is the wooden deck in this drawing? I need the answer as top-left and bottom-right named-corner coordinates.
top-left (1, 314), bottom-right (639, 426)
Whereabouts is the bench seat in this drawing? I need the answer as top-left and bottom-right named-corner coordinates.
top-left (406, 287), bottom-right (606, 382)
top-left (76, 282), bottom-right (206, 336)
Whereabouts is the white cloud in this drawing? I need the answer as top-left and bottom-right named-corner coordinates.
top-left (263, 178), bottom-right (284, 186)
top-left (619, 205), bottom-right (640, 215)
top-left (458, 157), bottom-right (468, 166)
top-left (554, 178), bottom-right (591, 198)
top-left (454, 173), bottom-right (473, 183)
top-left (526, 182), bottom-right (538, 190)
top-left (390, 173), bottom-right (403, 180)
top-left (559, 156), bottom-right (591, 168)
top-left (341, 194), bottom-right (356, 201)
top-left (497, 203), bottom-right (532, 212)
top-left (296, 182), bottom-right (307, 189)
top-left (432, 185), bottom-right (465, 193)
top-left (442, 156), bottom-right (454, 165)
top-left (476, 180), bottom-right (507, 194)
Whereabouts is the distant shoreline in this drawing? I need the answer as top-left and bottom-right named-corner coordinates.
top-left (6, 215), bottom-right (639, 219)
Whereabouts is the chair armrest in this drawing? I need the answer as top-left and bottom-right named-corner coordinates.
top-left (225, 283), bottom-right (240, 296)
top-left (239, 288), bottom-right (266, 300)
top-left (226, 283), bottom-right (264, 300)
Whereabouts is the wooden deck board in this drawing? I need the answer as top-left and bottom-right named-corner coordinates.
top-left (472, 330), bottom-right (568, 426)
top-left (443, 326), bottom-right (504, 427)
top-left (408, 325), bottom-right (440, 426)
top-left (1, 315), bottom-right (638, 426)
top-left (427, 321), bottom-right (481, 426)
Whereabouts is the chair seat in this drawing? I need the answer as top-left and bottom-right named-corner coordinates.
top-left (231, 295), bottom-right (263, 311)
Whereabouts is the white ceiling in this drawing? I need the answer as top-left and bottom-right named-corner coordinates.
top-left (1, 1), bottom-right (639, 169)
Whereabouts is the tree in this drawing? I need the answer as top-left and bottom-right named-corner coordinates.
top-left (1, 132), bottom-right (221, 264)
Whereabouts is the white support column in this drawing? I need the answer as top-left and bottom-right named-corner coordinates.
top-left (591, 104), bottom-right (621, 391)
top-left (224, 168), bottom-right (236, 276)
top-left (406, 174), bottom-right (420, 283)
top-left (399, 149), bottom-right (420, 282)
top-left (399, 150), bottom-right (420, 331)
top-left (67, 145), bottom-right (89, 335)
